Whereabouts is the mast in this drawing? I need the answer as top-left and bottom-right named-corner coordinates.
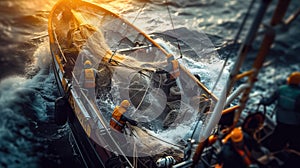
top-left (226, 0), bottom-right (272, 96)
top-left (191, 0), bottom-right (293, 166)
top-left (230, 0), bottom-right (291, 129)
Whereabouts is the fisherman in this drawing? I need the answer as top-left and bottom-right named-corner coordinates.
top-left (79, 60), bottom-right (98, 97)
top-left (215, 127), bottom-right (260, 168)
top-left (259, 72), bottom-right (300, 152)
top-left (155, 57), bottom-right (181, 98)
top-left (110, 100), bottom-right (138, 133)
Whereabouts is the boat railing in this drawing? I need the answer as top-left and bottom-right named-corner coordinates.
top-left (71, 71), bottom-right (108, 128)
top-left (53, 29), bottom-right (68, 64)
top-left (70, 71), bottom-right (134, 167)
top-left (118, 44), bottom-right (153, 53)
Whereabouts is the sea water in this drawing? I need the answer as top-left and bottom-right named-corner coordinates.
top-left (0, 0), bottom-right (299, 167)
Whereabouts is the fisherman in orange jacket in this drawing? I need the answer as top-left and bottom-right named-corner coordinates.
top-left (110, 100), bottom-right (138, 133)
top-left (215, 127), bottom-right (259, 168)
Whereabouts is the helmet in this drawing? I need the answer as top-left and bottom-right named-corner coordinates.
top-left (231, 127), bottom-right (243, 143)
top-left (84, 60), bottom-right (92, 69)
top-left (287, 72), bottom-right (300, 85)
top-left (120, 100), bottom-right (130, 108)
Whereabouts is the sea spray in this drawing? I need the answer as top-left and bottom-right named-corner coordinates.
top-left (0, 40), bottom-right (70, 167)
top-left (0, 76), bottom-right (39, 168)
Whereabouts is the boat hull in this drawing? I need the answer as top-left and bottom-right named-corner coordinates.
top-left (48, 0), bottom-right (218, 167)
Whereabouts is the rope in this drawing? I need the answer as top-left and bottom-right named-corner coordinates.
top-left (132, 2), bottom-right (148, 25)
top-left (133, 141), bottom-right (138, 168)
top-left (130, 73), bottom-right (153, 115)
top-left (210, 0), bottom-right (256, 95)
top-left (166, 0), bottom-right (183, 59)
top-left (190, 103), bottom-right (209, 140)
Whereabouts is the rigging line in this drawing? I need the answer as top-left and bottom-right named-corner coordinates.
top-left (133, 142), bottom-right (137, 168)
top-left (209, 0), bottom-right (256, 95)
top-left (166, 0), bottom-right (183, 59)
top-left (190, 103), bottom-right (209, 140)
top-left (132, 2), bottom-right (148, 25)
top-left (131, 73), bottom-right (153, 115)
top-left (110, 2), bottom-right (148, 63)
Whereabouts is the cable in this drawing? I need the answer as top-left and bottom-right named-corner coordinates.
top-left (130, 73), bottom-right (153, 114)
top-left (132, 2), bottom-right (148, 25)
top-left (190, 103), bottom-right (209, 140)
top-left (210, 0), bottom-right (256, 95)
top-left (166, 0), bottom-right (183, 59)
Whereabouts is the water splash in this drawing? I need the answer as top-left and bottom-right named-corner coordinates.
top-left (0, 76), bottom-right (39, 167)
top-left (0, 40), bottom-right (69, 167)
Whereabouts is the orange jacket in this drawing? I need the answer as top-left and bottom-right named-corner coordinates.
top-left (110, 106), bottom-right (127, 132)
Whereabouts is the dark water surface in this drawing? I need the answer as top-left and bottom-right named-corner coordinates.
top-left (0, 0), bottom-right (299, 167)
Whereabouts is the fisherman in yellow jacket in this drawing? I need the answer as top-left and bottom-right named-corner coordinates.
top-left (110, 100), bottom-right (138, 133)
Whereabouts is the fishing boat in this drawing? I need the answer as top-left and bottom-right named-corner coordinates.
top-left (48, 0), bottom-right (299, 167)
top-left (48, 0), bottom-right (226, 167)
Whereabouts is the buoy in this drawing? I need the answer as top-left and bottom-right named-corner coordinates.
top-left (54, 97), bottom-right (70, 125)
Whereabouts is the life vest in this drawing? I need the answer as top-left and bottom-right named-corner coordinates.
top-left (170, 60), bottom-right (180, 79)
top-left (234, 145), bottom-right (252, 167)
top-left (84, 69), bottom-right (96, 88)
top-left (278, 85), bottom-right (300, 111)
top-left (110, 106), bottom-right (126, 132)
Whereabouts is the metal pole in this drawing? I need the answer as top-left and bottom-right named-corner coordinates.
top-left (227, 0), bottom-right (272, 96)
top-left (270, 0), bottom-right (291, 26)
top-left (233, 26), bottom-right (275, 127)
